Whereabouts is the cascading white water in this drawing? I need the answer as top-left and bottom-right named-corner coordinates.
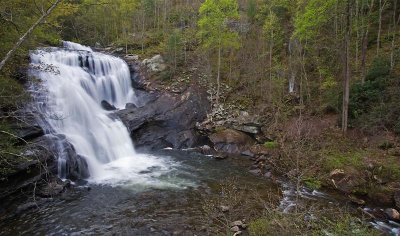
top-left (29, 41), bottom-right (172, 186)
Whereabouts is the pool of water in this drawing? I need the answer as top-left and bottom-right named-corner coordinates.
top-left (0, 150), bottom-right (278, 235)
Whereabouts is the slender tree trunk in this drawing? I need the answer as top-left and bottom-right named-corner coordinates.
top-left (361, 29), bottom-right (369, 83)
top-left (391, 0), bottom-right (399, 69)
top-left (269, 31), bottom-right (274, 103)
top-left (355, 0), bottom-right (360, 69)
top-left (377, 0), bottom-right (388, 55)
top-left (174, 33), bottom-right (177, 72)
top-left (342, 0), bottom-right (352, 134)
top-left (142, 9), bottom-right (145, 55)
top-left (361, 0), bottom-right (375, 83)
top-left (216, 44), bottom-right (221, 105)
top-left (0, 0), bottom-right (62, 72)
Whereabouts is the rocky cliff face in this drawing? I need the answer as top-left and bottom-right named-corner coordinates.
top-left (118, 82), bottom-right (210, 150)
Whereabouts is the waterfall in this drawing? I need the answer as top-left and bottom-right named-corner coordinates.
top-left (29, 41), bottom-right (169, 185)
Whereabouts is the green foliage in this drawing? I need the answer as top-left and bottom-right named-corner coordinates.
top-left (248, 210), bottom-right (380, 236)
top-left (322, 150), bottom-right (365, 171)
top-left (0, 121), bottom-right (29, 179)
top-left (0, 75), bottom-right (27, 110)
top-left (247, 0), bottom-right (257, 23)
top-left (264, 141), bottom-right (278, 149)
top-left (365, 57), bottom-right (391, 81)
top-left (197, 0), bottom-right (240, 50)
top-left (263, 8), bottom-right (284, 44)
top-left (347, 57), bottom-right (400, 134)
top-left (378, 140), bottom-right (394, 150)
top-left (165, 30), bottom-right (183, 67)
top-left (349, 80), bottom-right (385, 120)
top-left (320, 74), bottom-right (340, 113)
top-left (294, 0), bottom-right (337, 41)
top-left (303, 177), bottom-right (322, 190)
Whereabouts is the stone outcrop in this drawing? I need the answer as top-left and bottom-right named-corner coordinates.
top-left (118, 86), bottom-right (209, 150)
top-left (142, 55), bottom-right (167, 72)
top-left (209, 129), bottom-right (255, 154)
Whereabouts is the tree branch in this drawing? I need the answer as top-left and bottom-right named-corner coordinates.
top-left (0, 0), bottom-right (63, 72)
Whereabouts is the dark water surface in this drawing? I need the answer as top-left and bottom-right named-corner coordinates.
top-left (0, 150), bottom-right (277, 235)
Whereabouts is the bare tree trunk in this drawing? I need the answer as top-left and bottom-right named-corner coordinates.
top-left (141, 9), bottom-right (145, 55)
top-left (0, 0), bottom-right (62, 72)
top-left (391, 0), bottom-right (399, 69)
top-left (361, 30), bottom-right (369, 83)
top-left (361, 0), bottom-right (375, 83)
top-left (342, 0), bottom-right (352, 134)
top-left (269, 31), bottom-right (274, 103)
top-left (377, 0), bottom-right (388, 55)
top-left (216, 44), bottom-right (221, 105)
top-left (355, 0), bottom-right (360, 70)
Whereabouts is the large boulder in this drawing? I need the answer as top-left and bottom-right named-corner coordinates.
top-left (329, 169), bottom-right (367, 194)
top-left (209, 129), bottom-right (255, 154)
top-left (142, 55), bottom-right (167, 72)
top-left (117, 87), bottom-right (209, 150)
top-left (39, 134), bottom-right (90, 180)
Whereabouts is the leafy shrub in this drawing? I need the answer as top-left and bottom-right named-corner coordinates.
top-left (378, 140), bottom-right (394, 150)
top-left (248, 210), bottom-right (380, 236)
top-left (263, 141), bottom-right (278, 149)
top-left (365, 57), bottom-right (390, 81)
top-left (349, 80), bottom-right (385, 120)
top-left (303, 177), bottom-right (322, 190)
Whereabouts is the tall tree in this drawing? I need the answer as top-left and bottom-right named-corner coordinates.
top-left (342, 0), bottom-right (352, 133)
top-left (198, 0), bottom-right (240, 104)
top-left (0, 0), bottom-right (63, 72)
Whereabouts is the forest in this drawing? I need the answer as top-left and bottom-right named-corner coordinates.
top-left (1, 0), bottom-right (400, 235)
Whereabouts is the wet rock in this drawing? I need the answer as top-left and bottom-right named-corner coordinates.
top-left (362, 208), bottom-right (387, 220)
top-left (230, 226), bottom-right (240, 232)
top-left (101, 100), bottom-right (116, 111)
top-left (199, 145), bottom-right (212, 155)
top-left (118, 88), bottom-right (209, 150)
top-left (210, 129), bottom-right (255, 154)
top-left (130, 70), bottom-right (147, 90)
top-left (36, 135), bottom-right (90, 180)
top-left (348, 195), bottom-right (366, 205)
top-left (330, 169), bottom-right (346, 179)
top-left (142, 55), bottom-right (166, 72)
top-left (256, 155), bottom-right (267, 162)
top-left (250, 144), bottom-right (270, 156)
top-left (250, 163), bottom-right (259, 170)
top-left (124, 54), bottom-right (139, 61)
top-left (264, 172), bottom-right (272, 178)
top-left (330, 169), bottom-right (366, 194)
top-left (16, 202), bottom-right (37, 214)
top-left (233, 123), bottom-right (261, 135)
top-left (214, 153), bottom-right (228, 160)
top-left (230, 220), bottom-right (244, 227)
top-left (38, 180), bottom-right (65, 197)
top-left (125, 103), bottom-right (137, 109)
top-left (220, 205), bottom-right (230, 212)
top-left (241, 150), bottom-right (255, 157)
top-left (249, 169), bottom-right (262, 176)
top-left (14, 125), bottom-right (44, 142)
top-left (111, 47), bottom-right (124, 54)
top-left (385, 208), bottom-right (400, 221)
